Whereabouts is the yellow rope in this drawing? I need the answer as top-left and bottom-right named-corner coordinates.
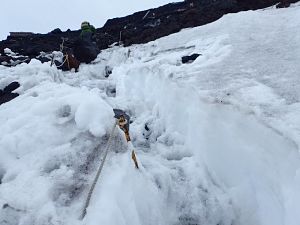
top-left (55, 55), bottom-right (68, 68)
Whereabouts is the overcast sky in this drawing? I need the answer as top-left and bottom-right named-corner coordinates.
top-left (0, 0), bottom-right (181, 40)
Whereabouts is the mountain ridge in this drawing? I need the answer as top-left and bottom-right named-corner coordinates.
top-left (0, 0), bottom-right (298, 61)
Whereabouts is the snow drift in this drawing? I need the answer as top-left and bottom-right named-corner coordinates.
top-left (1, 3), bottom-right (300, 225)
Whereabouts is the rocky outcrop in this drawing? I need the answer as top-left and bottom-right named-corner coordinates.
top-left (0, 0), bottom-right (298, 67)
top-left (276, 0), bottom-right (294, 7)
top-left (0, 82), bottom-right (20, 105)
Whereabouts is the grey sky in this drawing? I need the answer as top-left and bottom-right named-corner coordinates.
top-left (0, 0), bottom-right (181, 40)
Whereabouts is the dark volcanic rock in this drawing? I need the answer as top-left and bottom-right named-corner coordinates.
top-left (0, 92), bottom-right (19, 105)
top-left (50, 28), bottom-right (63, 34)
top-left (276, 0), bottom-right (292, 7)
top-left (182, 53), bottom-right (201, 64)
top-left (0, 0), bottom-right (298, 66)
top-left (0, 53), bottom-right (30, 67)
top-left (0, 55), bottom-right (11, 64)
top-left (0, 82), bottom-right (20, 105)
top-left (3, 82), bottom-right (20, 93)
top-left (37, 56), bottom-right (52, 63)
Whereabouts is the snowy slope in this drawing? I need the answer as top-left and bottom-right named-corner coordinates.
top-left (1, 3), bottom-right (300, 225)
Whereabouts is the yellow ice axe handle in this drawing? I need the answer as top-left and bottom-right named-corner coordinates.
top-left (131, 150), bottom-right (139, 169)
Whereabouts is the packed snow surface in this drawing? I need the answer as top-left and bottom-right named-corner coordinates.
top-left (1, 4), bottom-right (300, 225)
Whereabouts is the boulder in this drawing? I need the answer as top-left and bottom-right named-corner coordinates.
top-left (0, 82), bottom-right (20, 105)
top-left (0, 93), bottom-right (19, 105)
top-left (3, 81), bottom-right (20, 93)
top-left (182, 53), bottom-right (201, 64)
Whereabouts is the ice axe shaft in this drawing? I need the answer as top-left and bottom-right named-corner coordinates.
top-left (131, 150), bottom-right (139, 169)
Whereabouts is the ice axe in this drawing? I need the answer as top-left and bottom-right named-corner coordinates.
top-left (113, 109), bottom-right (139, 169)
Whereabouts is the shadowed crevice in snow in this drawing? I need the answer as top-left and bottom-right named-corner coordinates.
top-left (45, 132), bottom-right (105, 207)
top-left (0, 166), bottom-right (5, 185)
top-left (0, 204), bottom-right (23, 225)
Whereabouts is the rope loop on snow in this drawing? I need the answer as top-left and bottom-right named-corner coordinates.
top-left (55, 54), bottom-right (70, 70)
top-left (55, 56), bottom-right (68, 68)
top-left (52, 38), bottom-right (70, 70)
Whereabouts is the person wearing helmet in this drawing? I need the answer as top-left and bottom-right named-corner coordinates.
top-left (80, 21), bottom-right (96, 41)
top-left (73, 21), bottom-right (99, 64)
